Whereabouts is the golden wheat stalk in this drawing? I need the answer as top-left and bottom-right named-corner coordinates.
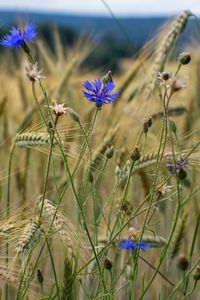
top-left (0, 223), bottom-right (14, 237)
top-left (40, 199), bottom-right (73, 255)
top-left (14, 132), bottom-right (56, 147)
top-left (145, 10), bottom-right (191, 97)
top-left (169, 212), bottom-right (187, 259)
top-left (15, 219), bottom-right (42, 255)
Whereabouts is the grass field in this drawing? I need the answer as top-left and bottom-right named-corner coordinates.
top-left (0, 10), bottom-right (199, 300)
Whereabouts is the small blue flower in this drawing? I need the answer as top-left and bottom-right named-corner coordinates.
top-left (119, 239), bottom-right (150, 252)
top-left (82, 79), bottom-right (120, 107)
top-left (0, 23), bottom-right (37, 48)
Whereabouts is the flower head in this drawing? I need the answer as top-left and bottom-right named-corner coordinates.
top-left (118, 239), bottom-right (150, 252)
top-left (0, 23), bottom-right (36, 48)
top-left (50, 100), bottom-right (69, 117)
top-left (82, 78), bottom-right (120, 107)
top-left (25, 63), bottom-right (44, 82)
top-left (165, 159), bottom-right (188, 174)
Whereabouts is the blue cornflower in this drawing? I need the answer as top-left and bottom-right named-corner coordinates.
top-left (119, 239), bottom-right (150, 252)
top-left (0, 23), bottom-right (36, 48)
top-left (82, 79), bottom-right (120, 107)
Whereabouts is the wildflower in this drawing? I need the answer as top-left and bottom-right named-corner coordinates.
top-left (25, 63), bottom-right (44, 82)
top-left (157, 182), bottom-right (172, 196)
top-left (82, 78), bottom-right (120, 107)
top-left (0, 23), bottom-right (36, 49)
top-left (118, 239), bottom-right (150, 251)
top-left (165, 159), bottom-right (188, 174)
top-left (49, 100), bottom-right (69, 117)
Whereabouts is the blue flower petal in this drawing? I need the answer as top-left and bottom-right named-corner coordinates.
top-left (119, 239), bottom-right (151, 252)
top-left (83, 91), bottom-right (94, 100)
top-left (104, 81), bottom-right (115, 93)
top-left (23, 23), bottom-right (37, 42)
top-left (83, 81), bottom-right (95, 92)
top-left (93, 79), bottom-right (102, 92)
top-left (119, 240), bottom-right (135, 251)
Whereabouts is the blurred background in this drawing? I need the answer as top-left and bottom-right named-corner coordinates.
top-left (0, 0), bottom-right (199, 72)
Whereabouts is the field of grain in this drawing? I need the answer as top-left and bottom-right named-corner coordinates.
top-left (0, 10), bottom-right (199, 300)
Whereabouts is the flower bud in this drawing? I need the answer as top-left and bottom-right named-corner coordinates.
top-left (177, 254), bottom-right (189, 271)
top-left (143, 116), bottom-right (152, 134)
top-left (102, 71), bottom-right (113, 85)
top-left (169, 118), bottom-right (177, 133)
top-left (193, 266), bottom-right (200, 281)
top-left (88, 170), bottom-right (94, 183)
top-left (105, 145), bottom-right (114, 159)
top-left (104, 256), bottom-right (113, 270)
top-left (178, 52), bottom-right (191, 65)
top-left (130, 147), bottom-right (140, 162)
top-left (178, 167), bottom-right (187, 180)
top-left (47, 120), bottom-right (55, 134)
top-left (161, 72), bottom-right (172, 81)
top-left (69, 109), bottom-right (80, 123)
top-left (37, 269), bottom-right (44, 285)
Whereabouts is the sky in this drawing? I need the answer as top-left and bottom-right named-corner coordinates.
top-left (0, 0), bottom-right (199, 16)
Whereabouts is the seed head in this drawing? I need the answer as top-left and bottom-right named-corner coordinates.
top-left (25, 63), bottom-right (44, 82)
top-left (128, 227), bottom-right (139, 239)
top-left (50, 99), bottom-right (69, 117)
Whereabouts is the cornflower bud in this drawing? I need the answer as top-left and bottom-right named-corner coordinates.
top-left (37, 269), bottom-right (44, 285)
top-left (178, 52), bottom-right (191, 65)
top-left (68, 108), bottom-right (80, 123)
top-left (104, 256), bottom-right (113, 270)
top-left (169, 118), bottom-right (177, 133)
top-left (105, 145), bottom-right (114, 159)
top-left (177, 254), bottom-right (189, 271)
top-left (193, 266), bottom-right (200, 281)
top-left (102, 70), bottom-right (113, 85)
top-left (130, 147), bottom-right (140, 162)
